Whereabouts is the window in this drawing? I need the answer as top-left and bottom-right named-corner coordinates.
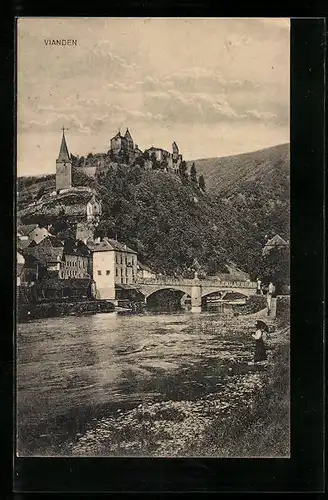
top-left (121, 269), bottom-right (123, 275)
top-left (125, 256), bottom-right (128, 265)
top-left (125, 269), bottom-right (128, 276)
top-left (116, 269), bottom-right (118, 276)
top-left (106, 270), bottom-right (110, 275)
top-left (116, 255), bottom-right (118, 264)
top-left (97, 270), bottom-right (102, 275)
top-left (120, 255), bottom-right (123, 264)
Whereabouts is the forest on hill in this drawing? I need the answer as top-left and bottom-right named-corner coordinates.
top-left (188, 143), bottom-right (290, 242)
top-left (92, 165), bottom-right (262, 277)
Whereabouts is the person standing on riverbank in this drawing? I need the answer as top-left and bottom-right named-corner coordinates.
top-left (267, 281), bottom-right (275, 316)
top-left (256, 278), bottom-right (262, 295)
top-left (251, 321), bottom-right (268, 363)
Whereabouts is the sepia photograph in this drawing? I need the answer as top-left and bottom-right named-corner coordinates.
top-left (16, 17), bottom-right (290, 458)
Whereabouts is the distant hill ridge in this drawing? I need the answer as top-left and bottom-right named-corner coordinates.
top-left (187, 143), bottom-right (289, 197)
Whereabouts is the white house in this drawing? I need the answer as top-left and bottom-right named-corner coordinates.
top-left (86, 194), bottom-right (102, 222)
top-left (89, 237), bottom-right (138, 301)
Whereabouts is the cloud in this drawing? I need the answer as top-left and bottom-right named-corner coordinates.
top-left (143, 87), bottom-right (285, 125)
top-left (58, 45), bottom-right (139, 81)
top-left (18, 113), bottom-right (92, 135)
top-left (104, 67), bottom-right (260, 95)
top-left (19, 99), bottom-right (166, 137)
top-left (245, 109), bottom-right (278, 121)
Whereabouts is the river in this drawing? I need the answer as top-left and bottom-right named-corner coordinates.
top-left (16, 310), bottom-right (258, 456)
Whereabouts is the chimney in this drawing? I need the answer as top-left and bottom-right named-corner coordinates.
top-left (124, 244), bottom-right (127, 250)
top-left (95, 237), bottom-right (101, 244)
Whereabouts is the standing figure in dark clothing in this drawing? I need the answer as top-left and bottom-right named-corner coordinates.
top-left (251, 320), bottom-right (269, 363)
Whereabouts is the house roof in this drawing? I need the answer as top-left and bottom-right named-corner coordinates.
top-left (224, 262), bottom-right (250, 280)
top-left (63, 238), bottom-right (90, 257)
top-left (262, 234), bottom-right (288, 255)
top-left (125, 128), bottom-right (133, 141)
top-left (17, 224), bottom-right (38, 236)
top-left (24, 236), bottom-right (64, 265)
top-left (17, 237), bottom-right (32, 252)
top-left (89, 237), bottom-right (137, 254)
top-left (137, 261), bottom-right (155, 273)
top-left (145, 146), bottom-right (170, 155)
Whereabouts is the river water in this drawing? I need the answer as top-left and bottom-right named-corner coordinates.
top-left (17, 310), bottom-right (257, 456)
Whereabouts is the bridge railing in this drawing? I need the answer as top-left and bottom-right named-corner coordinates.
top-left (135, 277), bottom-right (195, 286)
top-left (135, 276), bottom-right (257, 289)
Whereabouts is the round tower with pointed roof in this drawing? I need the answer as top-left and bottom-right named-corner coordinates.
top-left (56, 128), bottom-right (72, 191)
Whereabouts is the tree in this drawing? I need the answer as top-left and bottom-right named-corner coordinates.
top-left (199, 174), bottom-right (206, 191)
top-left (134, 155), bottom-right (145, 168)
top-left (78, 156), bottom-right (85, 168)
top-left (190, 163), bottom-right (197, 183)
top-left (143, 150), bottom-right (150, 161)
top-left (72, 169), bottom-right (95, 188)
top-left (121, 151), bottom-right (129, 165)
top-left (259, 246), bottom-right (290, 294)
top-left (70, 153), bottom-right (78, 167)
top-left (36, 185), bottom-right (47, 200)
top-left (178, 160), bottom-right (188, 178)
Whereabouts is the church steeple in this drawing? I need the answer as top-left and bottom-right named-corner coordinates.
top-left (56, 127), bottom-right (72, 192)
top-left (58, 127), bottom-right (70, 161)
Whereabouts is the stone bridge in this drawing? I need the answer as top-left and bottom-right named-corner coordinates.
top-left (135, 276), bottom-right (257, 312)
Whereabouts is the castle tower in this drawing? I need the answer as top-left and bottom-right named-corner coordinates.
top-left (124, 128), bottom-right (134, 153)
top-left (172, 141), bottom-right (179, 160)
top-left (56, 128), bottom-right (72, 191)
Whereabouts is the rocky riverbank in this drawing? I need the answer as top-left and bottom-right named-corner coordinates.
top-left (70, 324), bottom-right (290, 458)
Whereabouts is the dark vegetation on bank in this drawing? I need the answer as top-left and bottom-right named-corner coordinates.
top-left (17, 299), bottom-right (115, 322)
top-left (233, 295), bottom-right (267, 315)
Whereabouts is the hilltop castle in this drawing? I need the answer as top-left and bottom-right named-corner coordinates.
top-left (56, 127), bottom-right (184, 181)
top-left (110, 128), bottom-right (143, 163)
top-left (109, 128), bottom-right (183, 173)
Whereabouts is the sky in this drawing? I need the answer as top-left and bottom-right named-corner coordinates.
top-left (17, 18), bottom-right (290, 176)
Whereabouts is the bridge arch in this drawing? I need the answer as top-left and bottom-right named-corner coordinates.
top-left (201, 287), bottom-right (251, 299)
top-left (139, 285), bottom-right (192, 300)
